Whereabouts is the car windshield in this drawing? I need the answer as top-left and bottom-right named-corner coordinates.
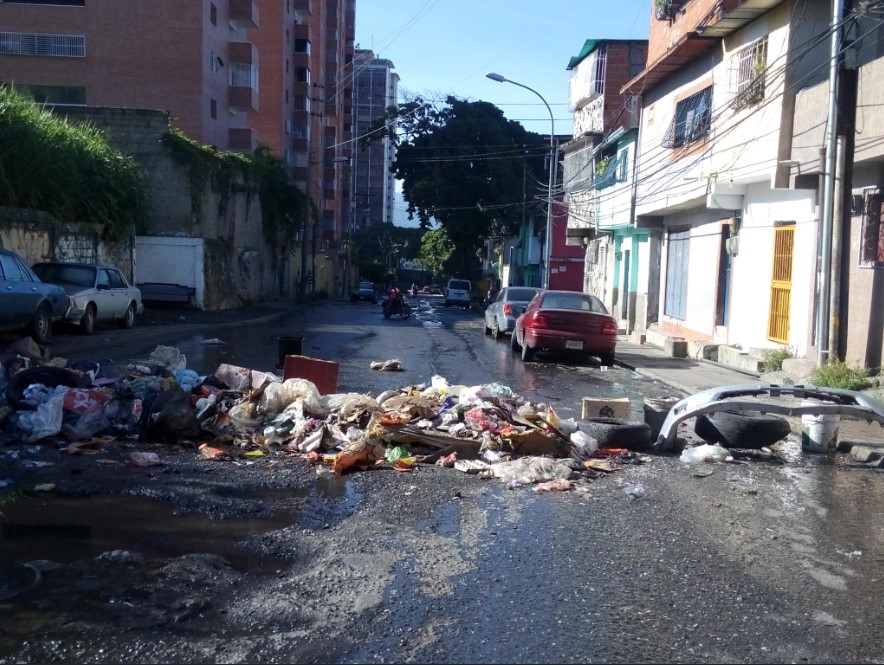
top-left (541, 292), bottom-right (608, 313)
top-left (506, 288), bottom-right (539, 301)
top-left (359, 282), bottom-right (373, 289)
top-left (449, 280), bottom-right (470, 290)
top-left (33, 263), bottom-right (95, 287)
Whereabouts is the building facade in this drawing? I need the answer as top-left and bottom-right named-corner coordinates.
top-left (351, 49), bottom-right (398, 231)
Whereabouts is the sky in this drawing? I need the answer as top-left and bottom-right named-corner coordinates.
top-left (354, 0), bottom-right (652, 226)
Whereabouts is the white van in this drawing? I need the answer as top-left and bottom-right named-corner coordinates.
top-left (444, 278), bottom-right (472, 308)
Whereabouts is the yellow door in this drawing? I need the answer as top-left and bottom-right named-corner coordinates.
top-left (768, 226), bottom-right (794, 343)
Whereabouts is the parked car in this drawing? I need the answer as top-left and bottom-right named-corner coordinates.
top-left (350, 281), bottom-right (377, 304)
top-left (444, 278), bottom-right (472, 308)
top-left (483, 286), bottom-right (541, 339)
top-left (0, 249), bottom-right (71, 344)
top-left (31, 262), bottom-right (143, 334)
top-left (511, 289), bottom-right (618, 364)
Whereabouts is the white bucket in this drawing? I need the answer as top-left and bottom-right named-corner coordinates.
top-left (801, 408), bottom-right (840, 453)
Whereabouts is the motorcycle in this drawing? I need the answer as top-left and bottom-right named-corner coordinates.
top-left (382, 295), bottom-right (411, 319)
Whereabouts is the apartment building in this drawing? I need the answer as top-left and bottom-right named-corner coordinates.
top-left (561, 39), bottom-right (650, 331)
top-left (351, 49), bottom-right (398, 231)
top-left (0, 0), bottom-right (356, 297)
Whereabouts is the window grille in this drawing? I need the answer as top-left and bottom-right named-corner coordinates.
top-left (730, 37), bottom-right (767, 110)
top-left (859, 188), bottom-right (884, 267)
top-left (0, 32), bottom-right (84, 57)
top-left (662, 87), bottom-right (712, 149)
top-left (229, 63), bottom-right (258, 90)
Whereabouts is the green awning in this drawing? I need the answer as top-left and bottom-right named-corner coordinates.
top-left (567, 39), bottom-right (601, 70)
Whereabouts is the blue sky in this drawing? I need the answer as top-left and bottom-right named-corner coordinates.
top-left (354, 0), bottom-right (652, 225)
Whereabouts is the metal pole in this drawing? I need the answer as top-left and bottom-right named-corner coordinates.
top-left (300, 153), bottom-right (313, 300)
top-left (817, 0), bottom-right (844, 365)
top-left (486, 74), bottom-right (554, 289)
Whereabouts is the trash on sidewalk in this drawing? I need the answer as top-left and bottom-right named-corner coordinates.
top-left (129, 451), bottom-right (163, 467)
top-left (371, 359), bottom-right (404, 371)
top-left (680, 443), bottom-right (731, 464)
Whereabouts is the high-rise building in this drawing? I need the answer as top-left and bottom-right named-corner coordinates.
top-left (351, 49), bottom-right (398, 230)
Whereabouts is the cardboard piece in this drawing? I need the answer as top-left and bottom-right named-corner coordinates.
top-left (283, 355), bottom-right (339, 395)
top-left (582, 396), bottom-right (631, 420)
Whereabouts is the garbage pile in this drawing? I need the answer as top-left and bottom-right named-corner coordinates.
top-left (0, 343), bottom-right (650, 491)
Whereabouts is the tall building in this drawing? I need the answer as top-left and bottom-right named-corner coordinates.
top-left (0, 0), bottom-right (355, 295)
top-left (351, 49), bottom-right (398, 230)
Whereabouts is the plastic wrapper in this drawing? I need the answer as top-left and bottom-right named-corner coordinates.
top-left (174, 369), bottom-right (200, 391)
top-left (464, 407), bottom-right (502, 433)
top-left (61, 408), bottom-right (109, 440)
top-left (258, 378), bottom-right (324, 416)
top-left (484, 383), bottom-right (514, 398)
top-left (322, 393), bottom-right (380, 420)
top-left (227, 401), bottom-right (264, 430)
top-left (332, 437), bottom-right (386, 475)
top-left (534, 478), bottom-right (573, 492)
top-left (557, 418), bottom-right (579, 437)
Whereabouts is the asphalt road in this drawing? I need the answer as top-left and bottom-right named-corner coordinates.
top-left (1, 297), bottom-right (882, 663)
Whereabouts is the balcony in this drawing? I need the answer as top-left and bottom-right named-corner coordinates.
top-left (654, 0), bottom-right (687, 20)
top-left (229, 41), bottom-right (257, 65)
top-left (229, 0), bottom-right (259, 29)
top-left (229, 127), bottom-right (258, 153)
top-left (229, 82), bottom-right (259, 112)
top-left (293, 0), bottom-right (313, 15)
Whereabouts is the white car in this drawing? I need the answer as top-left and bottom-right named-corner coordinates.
top-left (32, 262), bottom-right (144, 334)
top-left (444, 278), bottom-right (472, 308)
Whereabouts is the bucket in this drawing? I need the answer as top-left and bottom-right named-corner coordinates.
top-left (277, 336), bottom-right (304, 368)
top-left (801, 400), bottom-right (840, 452)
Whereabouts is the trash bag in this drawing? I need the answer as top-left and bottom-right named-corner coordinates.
top-left (16, 385), bottom-right (67, 442)
top-left (149, 346), bottom-right (187, 373)
top-left (332, 436), bottom-right (386, 475)
top-left (174, 369), bottom-right (200, 391)
top-left (139, 386), bottom-right (200, 442)
top-left (569, 430), bottom-right (599, 459)
top-left (258, 378), bottom-right (325, 416)
top-left (322, 393), bottom-right (381, 420)
top-left (484, 456), bottom-right (573, 486)
top-left (680, 443), bottom-right (730, 465)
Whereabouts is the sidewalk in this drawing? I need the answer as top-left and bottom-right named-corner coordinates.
top-left (615, 336), bottom-right (884, 451)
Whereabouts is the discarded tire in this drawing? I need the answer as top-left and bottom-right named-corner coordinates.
top-left (577, 417), bottom-right (652, 450)
top-left (5, 366), bottom-right (90, 410)
top-left (694, 410), bottom-right (792, 449)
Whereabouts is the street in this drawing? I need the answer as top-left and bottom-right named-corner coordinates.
top-left (1, 297), bottom-right (882, 664)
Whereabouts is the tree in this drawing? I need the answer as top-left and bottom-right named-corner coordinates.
top-left (367, 95), bottom-right (548, 279)
top-left (419, 227), bottom-right (455, 280)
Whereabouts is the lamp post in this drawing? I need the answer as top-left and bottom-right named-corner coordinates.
top-left (486, 72), bottom-right (556, 289)
top-left (300, 154), bottom-right (349, 299)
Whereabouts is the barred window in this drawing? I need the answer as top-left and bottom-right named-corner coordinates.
top-left (730, 37), bottom-right (767, 110)
top-left (662, 87), bottom-right (712, 149)
top-left (860, 188), bottom-right (884, 267)
top-left (229, 63), bottom-right (259, 90)
top-left (0, 32), bottom-right (85, 57)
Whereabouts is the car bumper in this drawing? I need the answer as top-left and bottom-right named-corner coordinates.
top-left (525, 330), bottom-right (616, 353)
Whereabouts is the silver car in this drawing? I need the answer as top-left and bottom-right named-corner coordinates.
top-left (32, 262), bottom-right (144, 334)
top-left (483, 286), bottom-right (540, 339)
top-left (0, 249), bottom-right (70, 344)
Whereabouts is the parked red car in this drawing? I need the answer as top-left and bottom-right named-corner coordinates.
top-left (511, 290), bottom-right (618, 365)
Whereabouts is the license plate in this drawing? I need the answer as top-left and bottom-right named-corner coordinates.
top-left (565, 340), bottom-right (583, 350)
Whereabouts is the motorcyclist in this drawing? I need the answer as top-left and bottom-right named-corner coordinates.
top-left (388, 283), bottom-right (403, 314)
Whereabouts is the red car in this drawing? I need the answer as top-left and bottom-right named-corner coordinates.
top-left (511, 290), bottom-right (618, 365)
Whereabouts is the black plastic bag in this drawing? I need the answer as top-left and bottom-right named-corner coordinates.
top-left (139, 386), bottom-right (200, 442)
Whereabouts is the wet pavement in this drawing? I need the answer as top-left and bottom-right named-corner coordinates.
top-left (1, 297), bottom-right (883, 663)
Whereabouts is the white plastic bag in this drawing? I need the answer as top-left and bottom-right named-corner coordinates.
top-left (149, 345), bottom-right (187, 373)
top-left (258, 378), bottom-right (325, 416)
top-left (487, 457), bottom-right (573, 486)
top-left (570, 430), bottom-right (599, 459)
top-left (680, 443), bottom-right (731, 464)
top-left (18, 385), bottom-right (67, 442)
top-left (322, 393), bottom-right (380, 420)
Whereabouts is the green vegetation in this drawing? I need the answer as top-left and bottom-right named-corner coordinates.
top-left (762, 346), bottom-right (795, 372)
top-left (0, 86), bottom-right (148, 239)
top-left (419, 227), bottom-right (455, 279)
top-left (809, 361), bottom-right (871, 391)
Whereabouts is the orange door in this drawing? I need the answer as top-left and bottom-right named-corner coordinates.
top-left (767, 226), bottom-right (794, 343)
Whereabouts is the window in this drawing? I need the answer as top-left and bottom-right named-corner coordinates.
top-left (0, 254), bottom-right (28, 282)
top-left (107, 270), bottom-right (126, 289)
top-left (230, 63), bottom-right (259, 89)
top-left (0, 32), bottom-right (85, 57)
top-left (2, 0), bottom-right (84, 5)
top-left (210, 98), bottom-right (217, 119)
top-left (295, 66), bottom-right (310, 83)
top-left (295, 38), bottom-right (310, 54)
top-left (731, 37), bottom-right (767, 110)
top-left (210, 3), bottom-right (217, 26)
top-left (662, 86), bottom-right (712, 149)
top-left (860, 188), bottom-right (884, 266)
top-left (97, 270), bottom-right (111, 290)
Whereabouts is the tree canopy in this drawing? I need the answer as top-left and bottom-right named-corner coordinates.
top-left (368, 95), bottom-right (550, 278)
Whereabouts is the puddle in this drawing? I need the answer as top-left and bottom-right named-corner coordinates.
top-left (0, 493), bottom-right (301, 571)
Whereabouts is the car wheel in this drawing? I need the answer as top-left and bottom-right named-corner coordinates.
top-left (29, 303), bottom-right (52, 344)
top-left (598, 351), bottom-right (615, 366)
top-left (511, 331), bottom-right (521, 352)
top-left (6, 366), bottom-right (90, 410)
top-left (521, 341), bottom-right (535, 362)
top-left (119, 302), bottom-right (136, 329)
top-left (80, 304), bottom-right (96, 335)
top-left (492, 321), bottom-right (503, 340)
top-left (694, 411), bottom-right (792, 449)
top-left (483, 320), bottom-right (491, 335)
top-left (577, 418), bottom-right (653, 450)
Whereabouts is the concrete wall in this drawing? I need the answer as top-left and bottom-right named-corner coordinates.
top-left (0, 206), bottom-right (133, 278)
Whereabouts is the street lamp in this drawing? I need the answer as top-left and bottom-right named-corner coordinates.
top-left (486, 72), bottom-right (556, 289)
top-left (300, 154), bottom-right (349, 299)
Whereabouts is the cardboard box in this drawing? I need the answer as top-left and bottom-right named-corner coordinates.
top-left (581, 396), bottom-right (631, 420)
